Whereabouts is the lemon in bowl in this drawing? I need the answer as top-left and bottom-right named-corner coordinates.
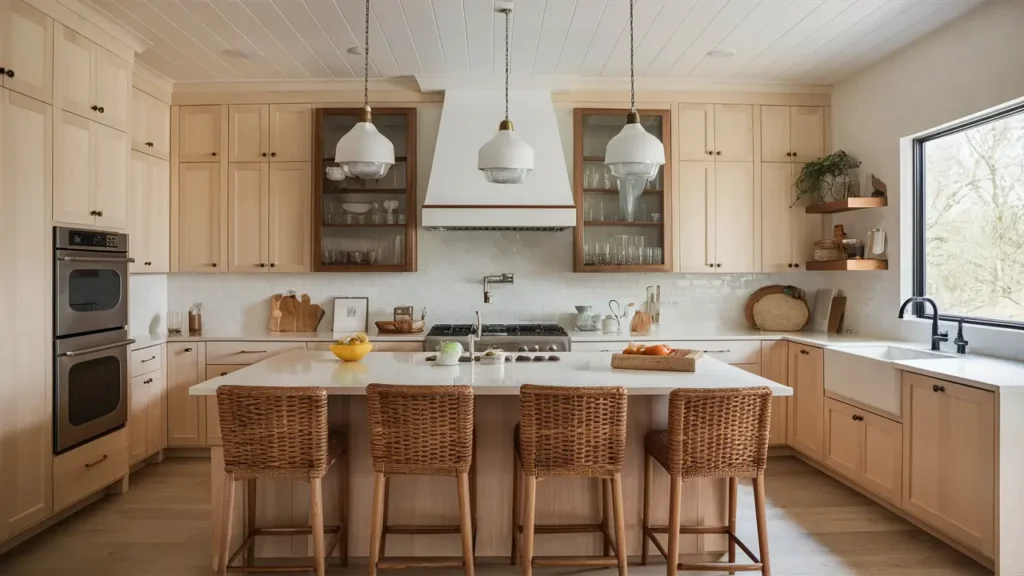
top-left (330, 333), bottom-right (373, 362)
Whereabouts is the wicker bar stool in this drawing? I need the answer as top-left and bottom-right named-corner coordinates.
top-left (366, 384), bottom-right (476, 576)
top-left (512, 384), bottom-right (629, 576)
top-left (642, 387), bottom-right (773, 576)
top-left (215, 386), bottom-right (348, 576)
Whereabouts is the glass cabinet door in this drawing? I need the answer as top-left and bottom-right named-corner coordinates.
top-left (574, 109), bottom-right (671, 272)
top-left (314, 108), bottom-right (417, 272)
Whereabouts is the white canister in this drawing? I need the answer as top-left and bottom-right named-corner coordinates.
top-left (602, 314), bottom-right (619, 333)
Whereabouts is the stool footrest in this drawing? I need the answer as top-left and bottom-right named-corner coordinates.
top-left (646, 524), bottom-right (730, 534)
top-left (532, 556), bottom-right (620, 568)
top-left (643, 524), bottom-right (762, 569)
top-left (679, 561), bottom-right (764, 572)
top-left (226, 525), bottom-right (345, 570)
top-left (377, 557), bottom-right (467, 570)
top-left (533, 523), bottom-right (605, 534)
top-left (384, 524), bottom-right (462, 535)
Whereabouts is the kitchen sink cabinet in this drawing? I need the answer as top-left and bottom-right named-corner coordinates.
top-left (0, 0), bottom-right (53, 104)
top-left (0, 88), bottom-right (53, 542)
top-left (573, 108), bottom-right (672, 273)
top-left (823, 397), bottom-right (903, 504)
top-left (166, 343), bottom-right (205, 447)
top-left (54, 23), bottom-right (129, 132)
top-left (789, 342), bottom-right (824, 460)
top-left (902, 372), bottom-right (994, 557)
top-left (313, 108), bottom-right (417, 272)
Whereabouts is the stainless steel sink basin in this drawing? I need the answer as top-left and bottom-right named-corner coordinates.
top-left (824, 346), bottom-right (949, 419)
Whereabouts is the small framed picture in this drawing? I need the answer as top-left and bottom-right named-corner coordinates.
top-left (332, 297), bottom-right (369, 333)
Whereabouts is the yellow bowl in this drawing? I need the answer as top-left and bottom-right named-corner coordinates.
top-left (330, 342), bottom-right (373, 362)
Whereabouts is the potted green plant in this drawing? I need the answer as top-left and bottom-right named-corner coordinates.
top-left (794, 150), bottom-right (862, 205)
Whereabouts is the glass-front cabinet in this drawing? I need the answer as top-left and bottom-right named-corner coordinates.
top-left (313, 108), bottom-right (417, 272)
top-left (573, 109), bottom-right (672, 272)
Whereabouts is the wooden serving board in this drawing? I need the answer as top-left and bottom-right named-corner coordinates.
top-left (610, 349), bottom-right (703, 372)
top-left (374, 320), bottom-right (426, 334)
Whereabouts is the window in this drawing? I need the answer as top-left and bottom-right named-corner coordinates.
top-left (913, 101), bottom-right (1024, 328)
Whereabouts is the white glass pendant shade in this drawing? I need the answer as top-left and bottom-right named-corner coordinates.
top-left (334, 109), bottom-right (395, 180)
top-left (478, 120), bottom-right (534, 184)
top-left (616, 176), bottom-right (646, 222)
top-left (605, 114), bottom-right (665, 180)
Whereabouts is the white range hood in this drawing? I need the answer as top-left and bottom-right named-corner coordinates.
top-left (422, 90), bottom-right (575, 231)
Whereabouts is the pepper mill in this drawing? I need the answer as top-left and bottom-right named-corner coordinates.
top-left (188, 303), bottom-right (203, 334)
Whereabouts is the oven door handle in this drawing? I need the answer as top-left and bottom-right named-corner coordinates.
top-left (58, 339), bottom-right (136, 357)
top-left (57, 256), bottom-right (134, 263)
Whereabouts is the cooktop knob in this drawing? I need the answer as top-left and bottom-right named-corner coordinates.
top-left (547, 344), bottom-right (558, 352)
top-left (518, 346), bottom-right (529, 352)
top-left (533, 355), bottom-right (547, 362)
top-left (532, 345), bottom-right (541, 352)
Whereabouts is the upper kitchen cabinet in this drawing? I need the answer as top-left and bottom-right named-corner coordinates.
top-left (227, 162), bottom-right (310, 273)
top-left (229, 104), bottom-right (311, 163)
top-left (130, 88), bottom-right (170, 160)
top-left (177, 162), bottom-right (226, 272)
top-left (675, 161), bottom-right (756, 273)
top-left (0, 0), bottom-right (53, 104)
top-left (677, 104), bottom-right (753, 162)
top-left (53, 109), bottom-right (129, 230)
top-left (762, 106), bottom-right (826, 163)
top-left (761, 162), bottom-right (821, 272)
top-left (129, 151), bottom-right (169, 273)
top-left (574, 109), bottom-right (672, 273)
top-left (314, 108), bottom-right (417, 272)
top-left (178, 105), bottom-right (222, 162)
top-left (54, 23), bottom-right (130, 132)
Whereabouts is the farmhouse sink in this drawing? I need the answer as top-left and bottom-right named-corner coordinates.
top-left (824, 346), bottom-right (949, 419)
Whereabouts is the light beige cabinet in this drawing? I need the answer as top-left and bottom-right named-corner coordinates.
top-left (0, 0), bottom-right (53, 104)
top-left (178, 105), bottom-right (222, 162)
top-left (177, 162), bottom-right (225, 272)
top-left (129, 151), bottom-right (170, 273)
top-left (54, 23), bottom-right (129, 132)
top-left (128, 368), bottom-right (166, 465)
top-left (130, 88), bottom-right (169, 160)
top-left (229, 103), bottom-right (311, 163)
top-left (166, 343), bottom-right (205, 447)
top-left (677, 103), bottom-right (753, 161)
top-left (789, 342), bottom-right (824, 460)
top-left (823, 397), bottom-right (902, 504)
top-left (204, 365), bottom-right (243, 446)
top-left (761, 162), bottom-right (821, 271)
top-left (902, 373), bottom-right (994, 557)
top-left (0, 88), bottom-right (53, 541)
top-left (760, 341), bottom-right (790, 446)
top-left (228, 162), bottom-right (310, 273)
top-left (675, 161), bottom-right (756, 272)
top-left (54, 109), bottom-right (128, 229)
top-left (761, 106), bottom-right (825, 163)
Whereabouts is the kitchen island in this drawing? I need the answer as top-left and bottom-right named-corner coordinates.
top-left (191, 350), bottom-right (791, 564)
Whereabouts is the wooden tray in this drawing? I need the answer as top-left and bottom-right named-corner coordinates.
top-left (610, 349), bottom-right (703, 372)
top-left (374, 320), bottom-right (426, 334)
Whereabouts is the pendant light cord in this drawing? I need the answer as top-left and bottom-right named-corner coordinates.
top-left (504, 9), bottom-right (510, 122)
top-left (629, 0), bottom-right (635, 113)
top-left (364, 0), bottom-right (370, 111)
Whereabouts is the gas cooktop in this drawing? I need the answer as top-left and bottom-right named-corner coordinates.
top-left (427, 324), bottom-right (568, 337)
top-left (423, 323), bottom-right (571, 353)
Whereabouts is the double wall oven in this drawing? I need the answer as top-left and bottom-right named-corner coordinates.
top-left (53, 227), bottom-right (134, 453)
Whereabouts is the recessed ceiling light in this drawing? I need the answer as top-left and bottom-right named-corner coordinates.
top-left (347, 45), bottom-right (365, 55)
top-left (221, 48), bottom-right (250, 60)
top-left (706, 48), bottom-right (737, 59)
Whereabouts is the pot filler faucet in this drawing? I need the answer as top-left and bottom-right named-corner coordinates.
top-left (483, 273), bottom-right (514, 304)
top-left (898, 297), bottom-right (950, 351)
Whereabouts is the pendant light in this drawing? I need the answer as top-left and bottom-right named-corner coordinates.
top-left (478, 6), bottom-right (534, 184)
top-left (605, 0), bottom-right (664, 219)
top-left (335, 0), bottom-right (394, 179)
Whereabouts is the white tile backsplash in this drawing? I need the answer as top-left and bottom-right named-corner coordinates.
top-left (130, 274), bottom-right (167, 337)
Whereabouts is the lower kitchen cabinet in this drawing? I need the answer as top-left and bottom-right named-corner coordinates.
top-left (128, 369), bottom-right (166, 465)
top-left (166, 343), bottom-right (205, 447)
top-left (760, 340), bottom-right (790, 446)
top-left (823, 397), bottom-right (902, 504)
top-left (204, 365), bottom-right (243, 446)
top-left (789, 342), bottom-right (824, 460)
top-left (903, 372), bottom-right (994, 557)
top-left (52, 428), bottom-right (127, 513)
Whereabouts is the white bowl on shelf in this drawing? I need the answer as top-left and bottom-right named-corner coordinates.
top-left (341, 203), bottom-right (372, 214)
top-left (325, 166), bottom-right (346, 181)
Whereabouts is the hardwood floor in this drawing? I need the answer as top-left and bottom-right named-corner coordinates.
top-left (0, 456), bottom-right (988, 576)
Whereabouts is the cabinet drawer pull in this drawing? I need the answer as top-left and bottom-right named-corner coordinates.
top-left (141, 356), bottom-right (157, 363)
top-left (182, 347), bottom-right (193, 353)
top-left (84, 454), bottom-right (108, 468)
top-left (220, 372), bottom-right (228, 376)
top-left (143, 378), bottom-right (153, 384)
top-left (701, 349), bottom-right (731, 354)
top-left (851, 415), bottom-right (863, 421)
top-left (238, 350), bottom-right (268, 354)
top-left (91, 105), bottom-right (99, 111)
top-left (932, 384), bottom-right (946, 393)
top-left (799, 349), bottom-right (810, 355)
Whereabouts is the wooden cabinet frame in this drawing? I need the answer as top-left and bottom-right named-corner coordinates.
top-left (312, 107), bottom-right (418, 272)
top-left (572, 108), bottom-right (673, 273)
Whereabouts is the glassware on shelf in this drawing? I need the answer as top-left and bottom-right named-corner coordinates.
top-left (370, 202), bottom-right (382, 224)
top-left (613, 235), bottom-right (629, 265)
top-left (367, 250), bottom-right (378, 265)
top-left (651, 212), bottom-right (662, 223)
top-left (601, 165), bottom-right (614, 190)
top-left (343, 211), bottom-right (355, 225)
top-left (357, 213), bottom-right (367, 224)
top-left (348, 251), bottom-right (365, 264)
top-left (383, 200), bottom-right (398, 224)
top-left (167, 312), bottom-right (183, 335)
top-left (630, 236), bottom-right (645, 265)
top-left (653, 247), bottom-right (663, 265)
top-left (595, 242), bottom-right (610, 265)
top-left (393, 235), bottom-right (404, 265)
top-left (397, 211), bottom-right (406, 225)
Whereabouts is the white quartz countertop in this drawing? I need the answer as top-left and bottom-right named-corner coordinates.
top-left (188, 350), bottom-right (794, 397)
top-left (130, 327), bottom-right (427, 350)
top-left (893, 355), bottom-right (1024, 393)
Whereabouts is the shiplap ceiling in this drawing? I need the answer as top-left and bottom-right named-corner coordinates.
top-left (85, 0), bottom-right (986, 86)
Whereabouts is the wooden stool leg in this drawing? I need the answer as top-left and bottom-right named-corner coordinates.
top-left (611, 472), bottom-right (628, 576)
top-left (641, 453), bottom-right (652, 565)
top-left (310, 478), bottom-right (326, 576)
top-left (470, 447), bottom-right (478, 553)
top-left (368, 472), bottom-right (386, 576)
top-left (510, 450), bottom-right (520, 566)
top-left (666, 476), bottom-right (682, 576)
top-left (754, 474), bottom-right (771, 576)
top-left (379, 476), bottom-right (391, 559)
top-left (457, 472), bottom-right (476, 576)
top-left (338, 447), bottom-right (349, 567)
top-left (521, 475), bottom-right (537, 576)
top-left (245, 479), bottom-right (256, 567)
top-left (601, 478), bottom-right (612, 556)
top-left (217, 473), bottom-right (236, 576)
top-left (728, 476), bottom-right (738, 575)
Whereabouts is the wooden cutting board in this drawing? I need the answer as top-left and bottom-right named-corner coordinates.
top-left (269, 293), bottom-right (324, 332)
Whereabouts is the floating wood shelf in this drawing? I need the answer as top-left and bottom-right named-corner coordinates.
top-left (805, 197), bottom-right (888, 214)
top-left (805, 259), bottom-right (888, 271)
top-left (584, 221), bottom-right (662, 226)
top-left (582, 156), bottom-right (605, 162)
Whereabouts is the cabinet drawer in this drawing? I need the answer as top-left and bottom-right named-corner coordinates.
top-left (205, 341), bottom-right (305, 365)
top-left (131, 345), bottom-right (163, 376)
top-left (670, 340), bottom-right (762, 364)
top-left (53, 428), bottom-right (128, 512)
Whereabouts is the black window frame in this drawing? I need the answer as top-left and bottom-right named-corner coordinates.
top-left (912, 100), bottom-right (1024, 330)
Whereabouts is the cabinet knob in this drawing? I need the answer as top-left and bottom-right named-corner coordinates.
top-left (98, 106), bottom-right (104, 113)
top-left (716, 263), bottom-right (722, 268)
top-left (794, 263), bottom-right (800, 268)
top-left (787, 263), bottom-right (793, 268)
top-left (220, 372), bottom-right (228, 376)
top-left (707, 263), bottom-right (713, 268)
top-left (212, 152), bottom-right (218, 157)
top-left (852, 414), bottom-right (864, 421)
top-left (183, 347), bottom-right (193, 353)
top-left (89, 210), bottom-right (97, 216)
top-left (143, 378), bottom-right (153, 384)
top-left (0, 67), bottom-right (5, 75)
top-left (145, 261), bottom-right (152, 266)
top-left (146, 142), bottom-right (154, 147)
top-left (269, 263), bottom-right (276, 268)
top-left (5, 69), bottom-right (12, 78)
top-left (715, 151), bottom-right (722, 156)
top-left (800, 349), bottom-right (809, 355)
top-left (91, 105), bottom-right (99, 111)
top-left (270, 152), bottom-right (277, 157)
top-left (259, 263), bottom-right (266, 268)
top-left (96, 211), bottom-right (103, 217)
top-left (932, 384), bottom-right (946, 393)
top-left (261, 152), bottom-right (267, 157)
top-left (706, 151), bottom-right (713, 156)
top-left (211, 262), bottom-right (218, 267)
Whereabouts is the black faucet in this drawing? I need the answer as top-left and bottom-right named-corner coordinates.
top-left (953, 317), bottom-right (969, 354)
top-left (898, 297), bottom-right (949, 351)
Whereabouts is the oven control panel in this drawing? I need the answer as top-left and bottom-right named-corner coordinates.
top-left (69, 230), bottom-right (120, 249)
top-left (55, 227), bottom-right (128, 253)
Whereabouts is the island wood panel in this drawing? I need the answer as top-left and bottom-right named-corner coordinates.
top-left (209, 395), bottom-right (728, 563)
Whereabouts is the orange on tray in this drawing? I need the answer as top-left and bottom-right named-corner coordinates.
top-left (643, 344), bottom-right (672, 356)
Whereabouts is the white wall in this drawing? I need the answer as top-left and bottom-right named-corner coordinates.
top-left (129, 274), bottom-right (167, 337)
top-left (829, 0), bottom-right (1024, 359)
